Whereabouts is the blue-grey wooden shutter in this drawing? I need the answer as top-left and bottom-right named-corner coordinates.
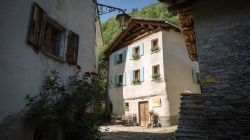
top-left (123, 72), bottom-right (126, 86)
top-left (122, 50), bottom-right (126, 62)
top-left (113, 53), bottom-right (117, 65)
top-left (140, 43), bottom-right (144, 56)
top-left (130, 70), bottom-right (133, 84)
top-left (114, 74), bottom-right (118, 87)
top-left (129, 48), bottom-right (133, 60)
top-left (140, 67), bottom-right (144, 82)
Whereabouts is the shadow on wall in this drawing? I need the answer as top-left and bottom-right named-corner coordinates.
top-left (102, 131), bottom-right (176, 140)
top-left (109, 50), bottom-right (127, 117)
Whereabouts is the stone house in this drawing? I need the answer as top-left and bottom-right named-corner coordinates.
top-left (105, 19), bottom-right (200, 126)
top-left (0, 0), bottom-right (102, 139)
top-left (160, 0), bottom-right (250, 139)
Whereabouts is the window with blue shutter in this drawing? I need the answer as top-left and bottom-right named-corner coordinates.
top-left (123, 72), bottom-right (126, 86)
top-left (122, 50), bottom-right (126, 63)
top-left (140, 67), bottom-right (144, 82)
top-left (130, 70), bottom-right (133, 84)
top-left (140, 43), bottom-right (144, 56)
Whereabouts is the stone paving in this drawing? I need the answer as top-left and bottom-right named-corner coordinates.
top-left (100, 125), bottom-right (177, 140)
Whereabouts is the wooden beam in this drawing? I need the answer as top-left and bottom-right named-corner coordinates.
top-left (148, 24), bottom-right (154, 30)
top-left (105, 24), bottom-right (135, 55)
top-left (124, 29), bottom-right (150, 42)
top-left (120, 29), bottom-right (162, 47)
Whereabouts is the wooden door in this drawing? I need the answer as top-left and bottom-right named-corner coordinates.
top-left (139, 101), bottom-right (149, 126)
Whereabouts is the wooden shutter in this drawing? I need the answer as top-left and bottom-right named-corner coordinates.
top-left (66, 31), bottom-right (79, 65)
top-left (122, 50), bottom-right (126, 62)
top-left (130, 70), bottom-right (133, 84)
top-left (27, 3), bottom-right (46, 50)
top-left (140, 43), bottom-right (144, 56)
top-left (114, 74), bottom-right (118, 87)
top-left (123, 72), bottom-right (126, 86)
top-left (140, 67), bottom-right (144, 82)
top-left (129, 48), bottom-right (133, 60)
top-left (113, 53), bottom-right (117, 65)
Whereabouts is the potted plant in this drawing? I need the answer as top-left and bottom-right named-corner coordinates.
top-left (132, 79), bottom-right (141, 84)
top-left (133, 54), bottom-right (140, 60)
top-left (151, 46), bottom-right (159, 52)
top-left (152, 73), bottom-right (161, 80)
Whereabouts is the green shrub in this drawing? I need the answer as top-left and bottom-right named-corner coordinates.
top-left (25, 67), bottom-right (107, 140)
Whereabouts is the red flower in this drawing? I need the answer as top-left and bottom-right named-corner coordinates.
top-left (76, 65), bottom-right (81, 70)
top-left (84, 72), bottom-right (91, 77)
top-left (91, 71), bottom-right (98, 76)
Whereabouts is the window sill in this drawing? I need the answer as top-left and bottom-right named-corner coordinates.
top-left (117, 62), bottom-right (124, 65)
top-left (41, 51), bottom-right (65, 63)
top-left (150, 49), bottom-right (160, 54)
top-left (132, 82), bottom-right (141, 85)
top-left (116, 84), bottom-right (124, 88)
top-left (152, 78), bottom-right (162, 81)
top-left (133, 58), bottom-right (140, 61)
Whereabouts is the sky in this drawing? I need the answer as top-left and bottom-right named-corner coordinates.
top-left (97, 0), bottom-right (158, 22)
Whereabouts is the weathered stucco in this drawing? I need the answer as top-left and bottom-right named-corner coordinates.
top-left (108, 30), bottom-right (200, 126)
top-left (162, 30), bottom-right (201, 122)
top-left (193, 0), bottom-right (250, 139)
top-left (0, 0), bottom-right (97, 125)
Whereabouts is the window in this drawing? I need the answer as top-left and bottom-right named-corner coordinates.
top-left (117, 53), bottom-right (123, 64)
top-left (43, 18), bottom-right (66, 58)
top-left (135, 47), bottom-right (140, 55)
top-left (151, 39), bottom-right (159, 52)
top-left (133, 69), bottom-right (140, 84)
top-left (118, 74), bottom-right (123, 86)
top-left (133, 46), bottom-right (140, 60)
top-left (130, 67), bottom-right (144, 84)
top-left (114, 49), bottom-right (126, 65)
top-left (129, 43), bottom-right (144, 60)
top-left (124, 102), bottom-right (129, 111)
top-left (192, 69), bottom-right (200, 84)
top-left (27, 3), bottom-right (79, 64)
top-left (114, 73), bottom-right (126, 87)
top-left (152, 65), bottom-right (161, 79)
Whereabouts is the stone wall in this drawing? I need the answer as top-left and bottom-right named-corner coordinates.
top-left (193, 0), bottom-right (250, 139)
top-left (176, 93), bottom-right (206, 140)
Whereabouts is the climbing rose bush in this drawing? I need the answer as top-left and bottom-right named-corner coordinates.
top-left (25, 66), bottom-right (106, 140)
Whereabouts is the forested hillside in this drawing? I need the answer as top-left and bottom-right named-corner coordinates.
top-left (101, 2), bottom-right (179, 47)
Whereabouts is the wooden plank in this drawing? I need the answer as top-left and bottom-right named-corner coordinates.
top-left (120, 29), bottom-right (162, 48)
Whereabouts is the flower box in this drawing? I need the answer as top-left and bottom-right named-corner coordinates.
top-left (133, 54), bottom-right (140, 60)
top-left (152, 73), bottom-right (161, 80)
top-left (132, 79), bottom-right (141, 84)
top-left (151, 46), bottom-right (159, 52)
